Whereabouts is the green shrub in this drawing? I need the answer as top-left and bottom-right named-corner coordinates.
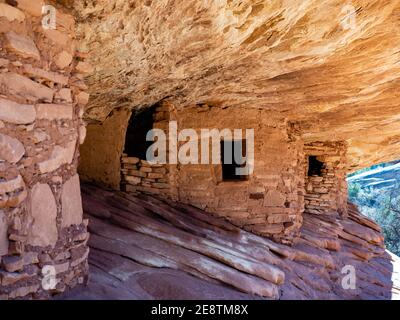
top-left (348, 180), bottom-right (400, 256)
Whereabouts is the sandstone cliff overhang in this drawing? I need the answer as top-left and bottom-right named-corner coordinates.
top-left (64, 0), bottom-right (400, 171)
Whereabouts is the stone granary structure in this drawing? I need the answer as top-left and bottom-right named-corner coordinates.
top-left (1, 0), bottom-right (400, 299)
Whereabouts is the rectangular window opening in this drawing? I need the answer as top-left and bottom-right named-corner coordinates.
top-left (221, 139), bottom-right (249, 181)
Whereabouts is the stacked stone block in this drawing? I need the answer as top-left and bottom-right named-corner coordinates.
top-left (0, 1), bottom-right (90, 299)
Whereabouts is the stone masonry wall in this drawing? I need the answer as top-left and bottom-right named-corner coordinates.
top-left (82, 100), bottom-right (348, 244)
top-left (304, 142), bottom-right (348, 217)
top-left (116, 102), bottom-right (305, 243)
top-left (121, 157), bottom-right (170, 195)
top-left (171, 106), bottom-right (305, 244)
top-left (0, 1), bottom-right (90, 299)
top-left (83, 101), bottom-right (348, 244)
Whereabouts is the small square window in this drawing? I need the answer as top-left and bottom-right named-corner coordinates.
top-left (221, 139), bottom-right (249, 181)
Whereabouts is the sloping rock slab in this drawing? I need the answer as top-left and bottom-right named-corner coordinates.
top-left (65, 183), bottom-right (400, 300)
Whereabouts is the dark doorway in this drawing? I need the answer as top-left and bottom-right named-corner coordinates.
top-left (308, 156), bottom-right (325, 176)
top-left (124, 106), bottom-right (156, 159)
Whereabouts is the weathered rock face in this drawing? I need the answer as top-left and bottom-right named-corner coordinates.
top-left (66, 0), bottom-right (400, 170)
top-left (0, 1), bottom-right (89, 300)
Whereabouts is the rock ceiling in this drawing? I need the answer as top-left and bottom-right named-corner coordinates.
top-left (62, 0), bottom-right (400, 170)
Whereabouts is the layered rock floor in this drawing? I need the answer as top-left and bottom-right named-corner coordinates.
top-left (61, 184), bottom-right (400, 300)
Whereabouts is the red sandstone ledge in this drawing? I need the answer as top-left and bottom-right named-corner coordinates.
top-left (59, 184), bottom-right (400, 300)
